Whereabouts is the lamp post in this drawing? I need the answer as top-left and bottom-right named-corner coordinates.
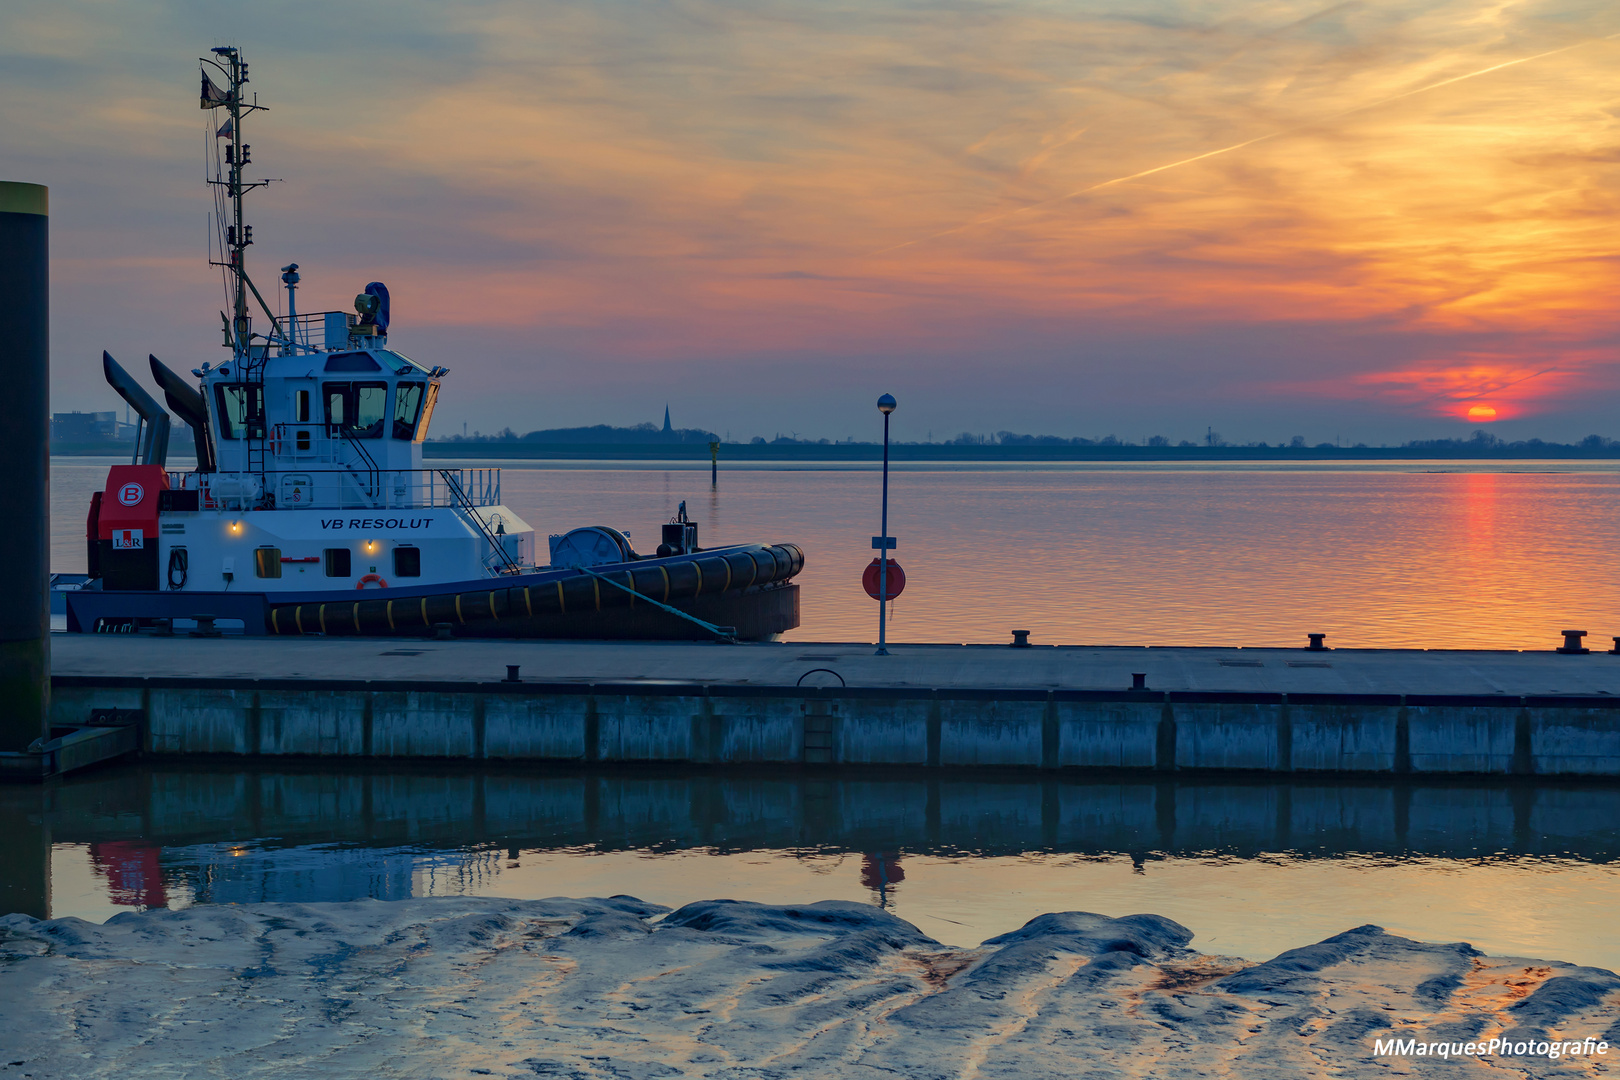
top-left (875, 393), bottom-right (896, 655)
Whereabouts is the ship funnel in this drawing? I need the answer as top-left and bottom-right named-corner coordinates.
top-left (102, 351), bottom-right (171, 466)
top-left (149, 354), bottom-right (215, 471)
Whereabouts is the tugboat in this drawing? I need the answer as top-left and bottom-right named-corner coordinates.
top-left (64, 46), bottom-right (802, 640)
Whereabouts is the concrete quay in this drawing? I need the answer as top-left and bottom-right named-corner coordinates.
top-left (46, 636), bottom-right (1620, 776)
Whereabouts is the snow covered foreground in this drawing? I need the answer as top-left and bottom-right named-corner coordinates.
top-left (2, 897), bottom-right (1618, 1078)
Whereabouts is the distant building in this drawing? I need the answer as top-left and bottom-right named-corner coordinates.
top-left (52, 410), bottom-right (191, 452)
top-left (51, 411), bottom-right (121, 442)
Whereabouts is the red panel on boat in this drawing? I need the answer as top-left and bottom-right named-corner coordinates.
top-left (98, 464), bottom-right (170, 546)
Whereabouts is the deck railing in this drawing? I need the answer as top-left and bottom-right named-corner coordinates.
top-left (271, 310), bottom-right (356, 354)
top-left (164, 467), bottom-right (501, 511)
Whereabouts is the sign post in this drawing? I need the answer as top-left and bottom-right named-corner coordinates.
top-left (875, 394), bottom-right (897, 655)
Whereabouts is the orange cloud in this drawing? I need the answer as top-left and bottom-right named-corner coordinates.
top-left (304, 0), bottom-right (1619, 360)
top-left (1339, 354), bottom-right (1614, 420)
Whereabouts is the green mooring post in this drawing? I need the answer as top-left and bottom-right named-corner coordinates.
top-left (0, 182), bottom-right (50, 754)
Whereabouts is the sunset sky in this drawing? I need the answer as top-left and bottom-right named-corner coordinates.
top-left (3, 0), bottom-right (1618, 444)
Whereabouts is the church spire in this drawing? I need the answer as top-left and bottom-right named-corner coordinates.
top-left (663, 404), bottom-right (671, 433)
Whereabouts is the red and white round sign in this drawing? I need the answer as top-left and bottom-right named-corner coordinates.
top-left (117, 482), bottom-right (145, 507)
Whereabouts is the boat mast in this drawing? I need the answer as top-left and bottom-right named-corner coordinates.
top-left (202, 46), bottom-right (282, 363)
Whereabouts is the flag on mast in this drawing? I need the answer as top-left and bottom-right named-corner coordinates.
top-left (216, 117), bottom-right (233, 138)
top-left (200, 70), bottom-right (233, 109)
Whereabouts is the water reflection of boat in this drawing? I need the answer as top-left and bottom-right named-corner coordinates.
top-left (63, 46), bottom-right (802, 641)
top-left (87, 839), bottom-right (502, 909)
top-left (88, 841), bottom-right (166, 909)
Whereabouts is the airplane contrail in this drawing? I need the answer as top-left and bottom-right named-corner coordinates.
top-left (1442, 366), bottom-right (1563, 404)
top-left (871, 31), bottom-right (1620, 257)
top-left (1364, 365), bottom-right (1565, 406)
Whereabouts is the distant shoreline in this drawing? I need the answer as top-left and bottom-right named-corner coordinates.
top-left (50, 441), bottom-right (1620, 463)
top-left (422, 442), bottom-right (1620, 462)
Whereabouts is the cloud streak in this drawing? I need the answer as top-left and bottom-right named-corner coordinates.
top-left (876, 28), bottom-right (1620, 258)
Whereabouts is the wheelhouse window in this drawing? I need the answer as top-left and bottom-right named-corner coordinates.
top-left (213, 384), bottom-right (265, 440)
top-left (415, 382), bottom-right (440, 443)
top-left (323, 351), bottom-right (383, 373)
top-left (294, 389), bottom-right (311, 423)
top-left (376, 350), bottom-right (431, 375)
top-left (323, 382), bottom-right (388, 439)
top-left (393, 382), bottom-right (424, 440)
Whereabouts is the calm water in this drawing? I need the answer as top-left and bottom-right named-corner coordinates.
top-left (38, 458), bottom-right (1620, 966)
top-left (53, 456), bottom-right (1620, 648)
top-left (6, 765), bottom-right (1617, 969)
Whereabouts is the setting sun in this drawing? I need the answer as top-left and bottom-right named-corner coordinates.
top-left (1467, 406), bottom-right (1499, 422)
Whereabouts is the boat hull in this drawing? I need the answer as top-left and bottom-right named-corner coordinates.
top-left (64, 543), bottom-right (804, 641)
top-left (447, 582), bottom-right (798, 641)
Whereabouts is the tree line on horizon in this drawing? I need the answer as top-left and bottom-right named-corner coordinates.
top-left (436, 422), bottom-right (721, 445)
top-left (432, 425), bottom-right (1620, 452)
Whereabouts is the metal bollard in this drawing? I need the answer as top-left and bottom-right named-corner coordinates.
top-left (505, 665), bottom-right (521, 683)
top-left (189, 614), bottom-right (221, 638)
top-left (1557, 630), bottom-right (1590, 655)
top-left (1131, 672), bottom-right (1147, 690)
top-left (1307, 633), bottom-right (1327, 651)
top-left (1010, 629), bottom-right (1031, 648)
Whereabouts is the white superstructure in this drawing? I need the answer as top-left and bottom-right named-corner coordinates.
top-left (156, 329), bottom-right (533, 593)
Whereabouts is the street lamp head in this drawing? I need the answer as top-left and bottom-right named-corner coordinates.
top-left (877, 393), bottom-right (897, 415)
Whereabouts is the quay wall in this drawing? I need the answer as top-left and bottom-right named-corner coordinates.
top-left (49, 677), bottom-right (1620, 777)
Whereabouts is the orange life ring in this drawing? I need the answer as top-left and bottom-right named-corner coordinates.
top-left (356, 573), bottom-right (388, 589)
top-left (267, 432), bottom-right (283, 455)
